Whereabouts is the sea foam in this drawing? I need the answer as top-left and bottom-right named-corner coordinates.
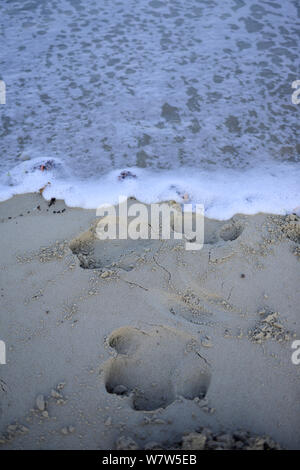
top-left (0, 158), bottom-right (299, 220)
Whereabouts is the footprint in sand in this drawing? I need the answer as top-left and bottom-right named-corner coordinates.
top-left (103, 326), bottom-right (211, 411)
top-left (171, 212), bottom-right (244, 245)
top-left (70, 203), bottom-right (245, 271)
top-left (219, 221), bottom-right (244, 242)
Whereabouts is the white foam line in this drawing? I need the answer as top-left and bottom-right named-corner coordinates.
top-left (0, 160), bottom-right (299, 220)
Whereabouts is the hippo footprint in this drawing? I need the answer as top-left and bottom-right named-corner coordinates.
top-left (103, 326), bottom-right (211, 411)
top-left (219, 221), bottom-right (244, 241)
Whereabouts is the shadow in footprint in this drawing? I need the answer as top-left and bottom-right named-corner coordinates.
top-left (103, 326), bottom-right (211, 411)
top-left (69, 199), bottom-right (167, 270)
top-left (219, 222), bottom-right (244, 241)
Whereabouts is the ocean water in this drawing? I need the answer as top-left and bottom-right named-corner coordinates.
top-left (0, 0), bottom-right (299, 218)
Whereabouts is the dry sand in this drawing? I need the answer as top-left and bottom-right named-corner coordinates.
top-left (0, 193), bottom-right (299, 450)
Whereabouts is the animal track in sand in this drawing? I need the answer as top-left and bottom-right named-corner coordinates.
top-left (69, 199), bottom-right (170, 270)
top-left (70, 208), bottom-right (245, 271)
top-left (219, 221), bottom-right (244, 242)
top-left (69, 222), bottom-right (160, 271)
top-left (171, 213), bottom-right (244, 245)
top-left (103, 326), bottom-right (211, 411)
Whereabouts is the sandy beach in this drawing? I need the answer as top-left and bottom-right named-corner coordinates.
top-left (0, 192), bottom-right (299, 450)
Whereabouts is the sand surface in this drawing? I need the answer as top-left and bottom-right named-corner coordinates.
top-left (0, 193), bottom-right (299, 449)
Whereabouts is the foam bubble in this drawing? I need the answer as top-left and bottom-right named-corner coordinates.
top-left (0, 161), bottom-right (299, 220)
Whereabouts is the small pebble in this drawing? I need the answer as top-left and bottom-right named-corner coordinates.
top-left (36, 394), bottom-right (45, 412)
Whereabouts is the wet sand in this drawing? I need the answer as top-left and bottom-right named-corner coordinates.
top-left (0, 193), bottom-right (299, 449)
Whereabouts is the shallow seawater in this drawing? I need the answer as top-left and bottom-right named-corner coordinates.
top-left (0, 0), bottom-right (299, 217)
